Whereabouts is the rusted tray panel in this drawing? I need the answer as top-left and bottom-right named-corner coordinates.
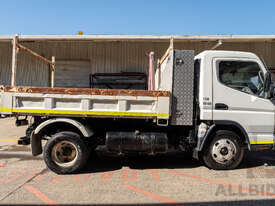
top-left (1, 86), bottom-right (170, 97)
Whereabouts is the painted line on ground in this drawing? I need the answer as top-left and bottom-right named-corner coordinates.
top-left (7, 170), bottom-right (28, 183)
top-left (51, 175), bottom-right (62, 183)
top-left (247, 167), bottom-right (275, 175)
top-left (34, 171), bottom-right (50, 182)
top-left (24, 185), bottom-right (57, 205)
top-left (0, 138), bottom-right (18, 142)
top-left (123, 184), bottom-right (179, 205)
top-left (147, 169), bottom-right (160, 181)
top-left (74, 174), bottom-right (92, 182)
top-left (22, 170), bottom-right (41, 182)
top-left (122, 169), bottom-right (137, 182)
top-left (167, 169), bottom-right (275, 197)
top-left (101, 171), bottom-right (114, 182)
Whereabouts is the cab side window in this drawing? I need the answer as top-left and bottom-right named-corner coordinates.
top-left (218, 61), bottom-right (264, 97)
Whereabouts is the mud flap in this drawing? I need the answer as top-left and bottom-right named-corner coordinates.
top-left (31, 132), bottom-right (42, 156)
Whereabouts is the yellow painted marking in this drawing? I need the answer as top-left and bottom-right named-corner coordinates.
top-left (250, 140), bottom-right (274, 145)
top-left (0, 108), bottom-right (169, 118)
top-left (0, 138), bottom-right (19, 142)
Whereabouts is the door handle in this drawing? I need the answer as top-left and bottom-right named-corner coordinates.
top-left (215, 103), bottom-right (228, 110)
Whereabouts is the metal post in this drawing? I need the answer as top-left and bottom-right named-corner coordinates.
top-left (211, 40), bottom-right (223, 50)
top-left (11, 35), bottom-right (19, 86)
top-left (155, 59), bottom-right (160, 90)
top-left (51, 56), bottom-right (55, 88)
top-left (170, 36), bottom-right (174, 49)
top-left (148, 52), bottom-right (155, 90)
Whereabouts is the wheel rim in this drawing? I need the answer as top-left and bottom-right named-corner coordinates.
top-left (51, 140), bottom-right (78, 167)
top-left (211, 138), bottom-right (237, 164)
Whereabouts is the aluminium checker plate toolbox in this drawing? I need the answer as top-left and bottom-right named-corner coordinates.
top-left (170, 50), bottom-right (194, 126)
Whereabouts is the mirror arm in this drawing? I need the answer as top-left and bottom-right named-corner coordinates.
top-left (263, 71), bottom-right (272, 98)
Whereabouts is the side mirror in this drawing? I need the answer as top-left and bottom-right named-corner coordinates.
top-left (272, 86), bottom-right (275, 98)
top-left (264, 71), bottom-right (271, 93)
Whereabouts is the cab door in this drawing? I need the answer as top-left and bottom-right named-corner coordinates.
top-left (212, 58), bottom-right (274, 146)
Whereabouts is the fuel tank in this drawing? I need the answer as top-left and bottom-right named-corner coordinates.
top-left (106, 132), bottom-right (168, 154)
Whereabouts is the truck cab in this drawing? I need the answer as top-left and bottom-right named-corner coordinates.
top-left (194, 50), bottom-right (274, 169)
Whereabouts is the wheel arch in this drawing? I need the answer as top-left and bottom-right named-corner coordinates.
top-left (199, 120), bottom-right (250, 152)
top-left (34, 118), bottom-right (93, 137)
top-left (31, 118), bottom-right (94, 156)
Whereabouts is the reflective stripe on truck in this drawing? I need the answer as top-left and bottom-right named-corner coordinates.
top-left (250, 140), bottom-right (274, 145)
top-left (0, 108), bottom-right (169, 118)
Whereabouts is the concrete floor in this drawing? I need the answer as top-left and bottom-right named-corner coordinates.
top-left (1, 117), bottom-right (275, 205)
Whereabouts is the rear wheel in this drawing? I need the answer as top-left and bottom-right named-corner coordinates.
top-left (43, 131), bottom-right (89, 174)
top-left (202, 130), bottom-right (244, 170)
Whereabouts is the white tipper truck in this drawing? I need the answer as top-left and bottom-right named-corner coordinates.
top-left (0, 49), bottom-right (274, 174)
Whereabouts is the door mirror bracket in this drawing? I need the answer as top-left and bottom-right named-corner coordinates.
top-left (264, 71), bottom-right (272, 98)
top-left (271, 86), bottom-right (275, 99)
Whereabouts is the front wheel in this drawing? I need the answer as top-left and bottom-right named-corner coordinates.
top-left (43, 131), bottom-right (89, 174)
top-left (202, 130), bottom-right (244, 170)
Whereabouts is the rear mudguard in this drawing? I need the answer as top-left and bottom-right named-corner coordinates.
top-left (31, 118), bottom-right (93, 156)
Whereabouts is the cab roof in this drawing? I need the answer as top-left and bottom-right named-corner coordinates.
top-left (195, 50), bottom-right (259, 60)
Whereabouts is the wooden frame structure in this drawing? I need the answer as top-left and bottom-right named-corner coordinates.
top-left (11, 35), bottom-right (56, 88)
top-left (9, 35), bottom-right (175, 89)
top-left (159, 37), bottom-right (174, 66)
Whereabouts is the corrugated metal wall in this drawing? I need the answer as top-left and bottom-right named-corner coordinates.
top-left (0, 43), bottom-right (12, 85)
top-left (0, 40), bottom-right (275, 87)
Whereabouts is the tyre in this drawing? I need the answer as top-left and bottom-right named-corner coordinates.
top-left (43, 131), bottom-right (89, 174)
top-left (202, 130), bottom-right (244, 170)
